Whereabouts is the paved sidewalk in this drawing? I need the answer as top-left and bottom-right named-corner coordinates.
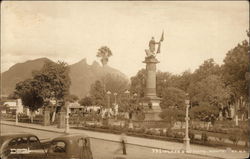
top-left (0, 120), bottom-right (248, 159)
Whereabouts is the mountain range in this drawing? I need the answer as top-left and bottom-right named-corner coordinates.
top-left (1, 57), bottom-right (128, 98)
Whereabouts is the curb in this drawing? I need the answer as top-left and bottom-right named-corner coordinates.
top-left (1, 122), bottom-right (225, 159)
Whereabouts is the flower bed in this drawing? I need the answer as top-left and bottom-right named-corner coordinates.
top-left (72, 123), bottom-right (248, 150)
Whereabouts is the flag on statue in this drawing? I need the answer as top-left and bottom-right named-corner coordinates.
top-left (160, 31), bottom-right (164, 42)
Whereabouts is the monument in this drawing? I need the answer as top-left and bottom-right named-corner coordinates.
top-left (143, 32), bottom-right (164, 121)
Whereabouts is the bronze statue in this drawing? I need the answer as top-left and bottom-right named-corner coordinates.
top-left (145, 32), bottom-right (164, 58)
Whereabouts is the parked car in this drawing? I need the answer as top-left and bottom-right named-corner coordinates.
top-left (0, 133), bottom-right (93, 159)
top-left (0, 133), bottom-right (46, 159)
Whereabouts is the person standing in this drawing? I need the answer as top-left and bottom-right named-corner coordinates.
top-left (114, 132), bottom-right (127, 155)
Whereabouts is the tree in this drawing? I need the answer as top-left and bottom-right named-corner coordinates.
top-left (222, 40), bottom-right (249, 101)
top-left (15, 61), bottom-right (71, 122)
top-left (117, 92), bottom-right (145, 121)
top-left (188, 75), bottom-right (230, 108)
top-left (190, 103), bottom-right (219, 125)
top-left (32, 61), bottom-right (71, 102)
top-left (79, 96), bottom-right (93, 106)
top-left (130, 69), bottom-right (146, 98)
top-left (160, 108), bottom-right (185, 128)
top-left (192, 58), bottom-right (221, 83)
top-left (15, 79), bottom-right (44, 122)
top-left (96, 46), bottom-right (112, 66)
top-left (102, 73), bottom-right (129, 96)
top-left (160, 87), bottom-right (186, 110)
top-left (156, 71), bottom-right (174, 98)
top-left (89, 80), bottom-right (106, 106)
top-left (172, 70), bottom-right (193, 92)
top-left (65, 94), bottom-right (79, 103)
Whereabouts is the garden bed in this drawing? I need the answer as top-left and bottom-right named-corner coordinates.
top-left (72, 124), bottom-right (248, 151)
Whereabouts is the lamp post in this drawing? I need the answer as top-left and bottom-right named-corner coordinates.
top-left (163, 79), bottom-right (167, 93)
top-left (124, 90), bottom-right (132, 128)
top-left (15, 109), bottom-right (18, 125)
top-left (235, 97), bottom-right (242, 127)
top-left (114, 92), bottom-right (118, 105)
top-left (15, 99), bottom-right (19, 125)
top-left (107, 91), bottom-right (111, 118)
top-left (107, 91), bottom-right (111, 108)
top-left (183, 93), bottom-right (191, 152)
top-left (65, 103), bottom-right (70, 134)
top-left (114, 92), bottom-right (118, 117)
top-left (133, 93), bottom-right (138, 112)
top-left (124, 90), bottom-right (130, 114)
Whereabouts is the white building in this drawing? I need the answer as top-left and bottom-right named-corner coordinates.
top-left (3, 99), bottom-right (23, 114)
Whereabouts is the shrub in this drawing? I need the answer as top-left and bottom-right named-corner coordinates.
top-left (18, 113), bottom-right (29, 118)
top-left (34, 114), bottom-right (43, 118)
top-left (128, 128), bottom-right (133, 132)
top-left (145, 129), bottom-right (153, 135)
top-left (228, 134), bottom-right (241, 146)
top-left (159, 129), bottom-right (164, 136)
top-left (173, 132), bottom-right (184, 138)
top-left (133, 127), bottom-right (144, 134)
top-left (165, 129), bottom-right (174, 137)
top-left (215, 136), bottom-right (225, 144)
top-left (201, 132), bottom-right (208, 143)
top-left (189, 132), bottom-right (195, 141)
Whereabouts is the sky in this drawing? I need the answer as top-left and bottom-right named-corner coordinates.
top-left (1, 1), bottom-right (249, 77)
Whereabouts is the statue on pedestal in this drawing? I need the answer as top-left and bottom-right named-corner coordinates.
top-left (145, 32), bottom-right (164, 58)
top-left (143, 32), bottom-right (164, 121)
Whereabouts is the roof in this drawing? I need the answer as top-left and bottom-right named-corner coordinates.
top-left (0, 133), bottom-right (36, 139)
top-left (68, 102), bottom-right (84, 109)
top-left (0, 133), bottom-right (36, 145)
top-left (3, 101), bottom-right (17, 107)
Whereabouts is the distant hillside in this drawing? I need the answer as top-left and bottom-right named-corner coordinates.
top-left (1, 58), bottom-right (128, 98)
top-left (69, 58), bottom-right (128, 98)
top-left (1, 58), bottom-right (52, 96)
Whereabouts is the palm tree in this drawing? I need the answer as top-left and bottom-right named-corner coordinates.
top-left (96, 46), bottom-right (112, 66)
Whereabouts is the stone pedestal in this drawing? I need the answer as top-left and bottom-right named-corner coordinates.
top-left (57, 112), bottom-right (66, 128)
top-left (44, 110), bottom-right (50, 126)
top-left (143, 56), bottom-right (162, 121)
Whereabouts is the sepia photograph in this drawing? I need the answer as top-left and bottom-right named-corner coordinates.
top-left (0, 1), bottom-right (249, 159)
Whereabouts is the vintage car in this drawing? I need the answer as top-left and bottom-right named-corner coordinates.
top-left (0, 133), bottom-right (93, 159)
top-left (0, 133), bottom-right (46, 159)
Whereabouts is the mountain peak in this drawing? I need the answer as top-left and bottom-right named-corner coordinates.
top-left (79, 58), bottom-right (87, 63)
top-left (72, 58), bottom-right (89, 67)
top-left (91, 60), bottom-right (100, 67)
top-left (2, 57), bottom-right (128, 98)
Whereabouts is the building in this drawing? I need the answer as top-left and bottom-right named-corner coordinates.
top-left (2, 99), bottom-right (23, 114)
top-left (68, 102), bottom-right (85, 114)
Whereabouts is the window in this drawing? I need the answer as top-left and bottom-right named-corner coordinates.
top-left (9, 139), bottom-right (17, 146)
top-left (9, 137), bottom-right (28, 147)
top-left (29, 136), bottom-right (39, 143)
top-left (17, 137), bottom-right (28, 145)
top-left (29, 136), bottom-right (40, 149)
top-left (50, 141), bottom-right (66, 153)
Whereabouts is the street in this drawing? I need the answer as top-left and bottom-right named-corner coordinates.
top-left (1, 124), bottom-right (217, 159)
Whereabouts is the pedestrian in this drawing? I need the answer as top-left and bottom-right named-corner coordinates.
top-left (114, 132), bottom-right (127, 155)
top-left (121, 133), bottom-right (127, 155)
